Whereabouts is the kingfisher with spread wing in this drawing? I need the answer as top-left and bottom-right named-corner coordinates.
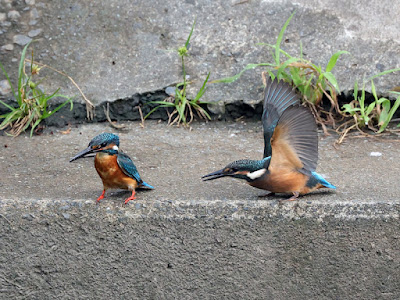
top-left (202, 77), bottom-right (335, 200)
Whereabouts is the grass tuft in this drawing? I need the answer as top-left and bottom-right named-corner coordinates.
top-left (0, 41), bottom-right (73, 137)
top-left (145, 19), bottom-right (211, 126)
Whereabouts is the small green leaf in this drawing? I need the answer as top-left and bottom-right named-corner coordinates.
top-left (42, 96), bottom-right (73, 118)
top-left (323, 71), bottom-right (340, 91)
top-left (342, 104), bottom-right (360, 115)
top-left (366, 67), bottom-right (400, 82)
top-left (185, 18), bottom-right (196, 49)
top-left (210, 63), bottom-right (272, 84)
top-left (193, 72), bottom-right (210, 103)
top-left (267, 71), bottom-right (276, 81)
top-left (353, 81), bottom-right (358, 101)
top-left (365, 102), bottom-right (376, 116)
top-left (378, 98), bottom-right (390, 125)
top-left (17, 40), bottom-right (34, 106)
top-left (258, 43), bottom-right (293, 60)
top-left (371, 80), bottom-right (378, 101)
top-left (30, 118), bottom-right (42, 137)
top-left (326, 50), bottom-right (349, 72)
top-left (0, 100), bottom-right (16, 112)
top-left (378, 96), bottom-right (400, 133)
top-left (276, 57), bottom-right (300, 78)
top-left (147, 101), bottom-right (175, 107)
top-left (275, 11), bottom-right (295, 65)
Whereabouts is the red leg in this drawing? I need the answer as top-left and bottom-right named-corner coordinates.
top-left (286, 191), bottom-right (300, 201)
top-left (278, 191), bottom-right (300, 203)
top-left (97, 189), bottom-right (106, 203)
top-left (124, 190), bottom-right (136, 205)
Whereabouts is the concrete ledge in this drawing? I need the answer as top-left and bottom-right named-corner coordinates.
top-left (0, 121), bottom-right (399, 298)
top-left (1, 0), bottom-right (400, 106)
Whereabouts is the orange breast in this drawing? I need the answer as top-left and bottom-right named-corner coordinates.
top-left (94, 153), bottom-right (138, 191)
top-left (250, 166), bottom-right (308, 194)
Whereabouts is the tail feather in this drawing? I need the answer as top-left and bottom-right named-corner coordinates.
top-left (139, 181), bottom-right (154, 189)
top-left (311, 172), bottom-right (336, 189)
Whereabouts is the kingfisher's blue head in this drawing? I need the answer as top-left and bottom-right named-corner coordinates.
top-left (70, 133), bottom-right (120, 162)
top-left (89, 133), bottom-right (119, 148)
top-left (202, 157), bottom-right (270, 183)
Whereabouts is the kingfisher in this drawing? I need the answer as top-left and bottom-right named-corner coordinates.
top-left (202, 77), bottom-right (335, 200)
top-left (70, 133), bottom-right (154, 204)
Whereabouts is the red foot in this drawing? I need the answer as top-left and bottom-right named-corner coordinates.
top-left (280, 191), bottom-right (300, 202)
top-left (124, 190), bottom-right (136, 205)
top-left (97, 190), bottom-right (106, 203)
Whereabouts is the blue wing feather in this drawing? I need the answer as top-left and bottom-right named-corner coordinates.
top-left (117, 151), bottom-right (154, 189)
top-left (117, 152), bottom-right (142, 183)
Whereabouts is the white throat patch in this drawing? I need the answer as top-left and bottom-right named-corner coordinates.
top-left (112, 145), bottom-right (119, 151)
top-left (247, 168), bottom-right (266, 180)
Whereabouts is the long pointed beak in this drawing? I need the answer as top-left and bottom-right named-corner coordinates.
top-left (202, 169), bottom-right (228, 181)
top-left (69, 146), bottom-right (95, 162)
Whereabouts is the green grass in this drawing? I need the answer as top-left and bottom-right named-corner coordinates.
top-left (212, 12), bottom-right (400, 138)
top-left (212, 12), bottom-right (348, 110)
top-left (0, 41), bottom-right (73, 137)
top-left (145, 19), bottom-right (211, 126)
top-left (339, 70), bottom-right (400, 138)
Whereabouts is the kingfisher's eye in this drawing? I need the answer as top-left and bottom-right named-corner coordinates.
top-left (101, 142), bottom-right (107, 147)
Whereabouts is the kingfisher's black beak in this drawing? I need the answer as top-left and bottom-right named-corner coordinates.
top-left (69, 146), bottom-right (95, 162)
top-left (202, 169), bottom-right (230, 181)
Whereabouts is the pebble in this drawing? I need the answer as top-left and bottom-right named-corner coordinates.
top-left (22, 213), bottom-right (35, 221)
top-left (13, 34), bottom-right (32, 45)
top-left (1, 44), bottom-right (14, 51)
top-left (25, 0), bottom-right (36, 5)
top-left (8, 10), bottom-right (21, 20)
top-left (30, 8), bottom-right (39, 20)
top-left (370, 152), bottom-right (382, 157)
top-left (0, 80), bottom-right (11, 95)
top-left (28, 28), bottom-right (42, 37)
top-left (0, 13), bottom-right (6, 22)
top-left (165, 86), bottom-right (175, 96)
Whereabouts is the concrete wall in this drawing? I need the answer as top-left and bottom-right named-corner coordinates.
top-left (1, 199), bottom-right (399, 299)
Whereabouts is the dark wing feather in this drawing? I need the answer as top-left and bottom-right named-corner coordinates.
top-left (262, 78), bottom-right (300, 157)
top-left (117, 152), bottom-right (142, 183)
top-left (270, 105), bottom-right (318, 175)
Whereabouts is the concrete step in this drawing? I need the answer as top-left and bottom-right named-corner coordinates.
top-left (0, 121), bottom-right (399, 299)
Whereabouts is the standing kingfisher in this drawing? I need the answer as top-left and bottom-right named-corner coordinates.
top-left (70, 133), bottom-right (154, 204)
top-left (202, 77), bottom-right (335, 200)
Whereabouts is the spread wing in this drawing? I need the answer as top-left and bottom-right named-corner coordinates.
top-left (262, 78), bottom-right (300, 158)
top-left (269, 105), bottom-right (318, 176)
top-left (117, 152), bottom-right (142, 183)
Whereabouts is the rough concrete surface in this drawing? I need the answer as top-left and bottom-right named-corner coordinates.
top-left (0, 121), bottom-right (400, 299)
top-left (1, 0), bottom-right (400, 110)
